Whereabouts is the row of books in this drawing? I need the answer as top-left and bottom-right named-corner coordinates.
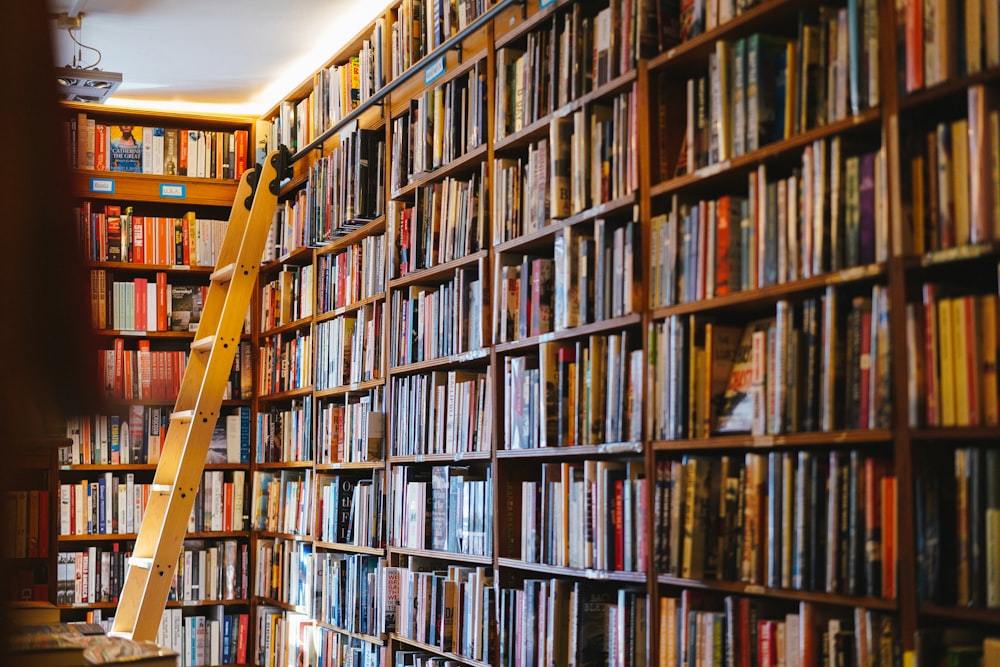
top-left (390, 0), bottom-right (491, 83)
top-left (2, 489), bottom-right (49, 559)
top-left (257, 329), bottom-right (314, 395)
top-left (390, 61), bottom-right (487, 190)
top-left (263, 191), bottom-right (313, 263)
top-left (69, 113), bottom-right (249, 179)
top-left (256, 398), bottom-right (315, 464)
top-left (654, 451), bottom-right (897, 599)
top-left (497, 218), bottom-right (638, 343)
top-left (388, 368), bottom-right (492, 457)
top-left (99, 341), bottom-right (188, 401)
top-left (285, 20), bottom-right (387, 150)
top-left (658, 595), bottom-right (899, 667)
top-left (167, 539), bottom-right (250, 603)
top-left (254, 606), bottom-right (312, 667)
top-left (256, 538), bottom-right (313, 609)
top-left (55, 545), bottom-right (131, 605)
top-left (97, 274), bottom-right (207, 333)
top-left (312, 552), bottom-right (381, 637)
top-left (493, 3), bottom-right (644, 141)
top-left (497, 580), bottom-right (647, 667)
top-left (388, 563), bottom-right (495, 663)
top-left (390, 169), bottom-right (486, 277)
top-left (904, 86), bottom-right (1000, 254)
top-left (389, 265), bottom-right (485, 366)
top-left (185, 470), bottom-right (248, 534)
top-left (910, 286), bottom-right (1000, 428)
top-left (206, 406), bottom-right (252, 465)
top-left (678, 7), bottom-right (878, 176)
top-left (654, 140), bottom-right (886, 308)
top-left (916, 447), bottom-right (1000, 609)
top-left (317, 471), bottom-right (386, 548)
top-left (651, 288), bottom-right (891, 441)
top-left (519, 458), bottom-right (646, 573)
top-left (504, 333), bottom-right (643, 450)
top-left (317, 392), bottom-right (385, 465)
top-left (902, 0), bottom-right (1000, 92)
top-left (251, 469), bottom-right (315, 536)
top-left (316, 232), bottom-right (387, 313)
top-left (390, 464), bottom-right (494, 557)
top-left (260, 264), bottom-right (315, 331)
top-left (166, 608), bottom-right (249, 667)
top-left (304, 128), bottom-right (385, 245)
top-left (76, 202), bottom-right (228, 267)
top-left (317, 625), bottom-right (384, 667)
top-left (59, 475), bottom-right (149, 537)
top-left (64, 407), bottom-right (171, 466)
top-left (315, 303), bottom-right (384, 390)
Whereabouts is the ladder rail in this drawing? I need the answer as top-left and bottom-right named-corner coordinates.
top-left (111, 148), bottom-right (290, 642)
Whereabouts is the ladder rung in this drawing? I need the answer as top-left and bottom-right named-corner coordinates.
top-left (170, 410), bottom-right (194, 422)
top-left (107, 630), bottom-right (133, 640)
top-left (191, 335), bottom-right (215, 352)
top-left (129, 557), bottom-right (154, 570)
top-left (211, 262), bottom-right (237, 283)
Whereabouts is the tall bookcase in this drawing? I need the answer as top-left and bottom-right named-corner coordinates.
top-left (52, 0), bottom-right (1000, 664)
top-left (61, 103), bottom-right (256, 667)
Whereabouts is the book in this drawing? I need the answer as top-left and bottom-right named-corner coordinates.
top-left (109, 125), bottom-right (143, 173)
top-left (715, 318), bottom-right (776, 434)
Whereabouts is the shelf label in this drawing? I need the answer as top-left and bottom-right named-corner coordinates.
top-left (424, 56), bottom-right (446, 85)
top-left (160, 183), bottom-right (187, 199)
top-left (540, 0), bottom-right (555, 7)
top-left (90, 177), bottom-right (115, 194)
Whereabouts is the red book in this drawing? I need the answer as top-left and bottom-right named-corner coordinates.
top-left (223, 481), bottom-right (233, 532)
top-left (137, 339), bottom-right (152, 401)
top-left (715, 195), bottom-right (731, 296)
top-left (134, 277), bottom-right (148, 331)
top-left (155, 272), bottom-right (168, 332)
top-left (758, 619), bottom-right (776, 667)
top-left (880, 475), bottom-right (897, 599)
top-left (181, 216), bottom-right (191, 266)
top-left (113, 337), bottom-right (125, 398)
top-left (614, 477), bottom-right (625, 571)
top-left (237, 612), bottom-right (249, 663)
top-left (234, 129), bottom-right (248, 179)
top-left (179, 129), bottom-right (189, 176)
top-left (132, 214), bottom-right (145, 264)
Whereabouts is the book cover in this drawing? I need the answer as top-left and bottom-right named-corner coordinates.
top-left (715, 318), bottom-right (776, 434)
top-left (109, 125), bottom-right (143, 173)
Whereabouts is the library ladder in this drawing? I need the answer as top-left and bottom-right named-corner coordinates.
top-left (109, 147), bottom-right (291, 642)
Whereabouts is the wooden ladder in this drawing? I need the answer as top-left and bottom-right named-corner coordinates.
top-left (110, 147), bottom-right (290, 642)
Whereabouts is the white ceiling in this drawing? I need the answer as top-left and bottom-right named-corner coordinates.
top-left (47, 0), bottom-right (385, 116)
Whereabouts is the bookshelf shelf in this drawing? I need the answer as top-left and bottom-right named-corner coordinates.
top-left (917, 602), bottom-right (1000, 625)
top-left (898, 64), bottom-right (1000, 111)
top-left (315, 216), bottom-right (387, 255)
top-left (651, 429), bottom-right (894, 452)
top-left (316, 294), bottom-right (387, 323)
top-left (496, 557), bottom-right (647, 583)
top-left (907, 241), bottom-right (1000, 269)
top-left (492, 0), bottom-right (574, 50)
top-left (85, 261), bottom-right (216, 275)
top-left (256, 387), bottom-right (314, 403)
top-left (650, 108), bottom-right (882, 199)
top-left (496, 441), bottom-right (643, 459)
top-left (649, 262), bottom-right (887, 319)
top-left (494, 313), bottom-right (643, 355)
top-left (314, 461), bottom-right (384, 472)
top-left (261, 245), bottom-right (314, 274)
top-left (258, 315), bottom-right (314, 338)
top-left (493, 192), bottom-right (638, 254)
top-left (388, 547), bottom-right (492, 565)
top-left (389, 250), bottom-right (489, 290)
top-left (69, 170), bottom-right (239, 207)
top-left (387, 348), bottom-right (491, 375)
top-left (908, 426), bottom-right (1000, 442)
top-left (315, 621), bottom-right (385, 645)
top-left (656, 575), bottom-right (899, 611)
top-left (312, 541), bottom-right (385, 556)
top-left (390, 634), bottom-right (492, 667)
top-left (252, 461), bottom-right (314, 471)
top-left (313, 377), bottom-right (386, 399)
top-left (390, 143), bottom-right (488, 200)
top-left (388, 451), bottom-right (492, 464)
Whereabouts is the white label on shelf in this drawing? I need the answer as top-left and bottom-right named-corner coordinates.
top-left (120, 330), bottom-right (147, 337)
top-left (539, 332), bottom-right (555, 343)
top-left (171, 265), bottom-right (191, 271)
top-left (90, 178), bottom-right (115, 193)
top-left (424, 56), bottom-right (446, 85)
top-left (350, 383), bottom-right (360, 392)
top-left (454, 450), bottom-right (464, 461)
top-left (415, 454), bottom-right (424, 463)
top-left (695, 160), bottom-right (730, 178)
top-left (159, 183), bottom-right (186, 199)
top-left (744, 584), bottom-right (766, 594)
top-left (540, 0), bottom-right (555, 7)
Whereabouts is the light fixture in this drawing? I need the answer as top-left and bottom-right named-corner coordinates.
top-left (53, 11), bottom-right (123, 104)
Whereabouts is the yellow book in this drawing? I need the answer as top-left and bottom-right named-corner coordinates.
top-left (937, 295), bottom-right (956, 426)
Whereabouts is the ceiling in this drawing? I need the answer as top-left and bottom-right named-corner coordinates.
top-left (47, 0), bottom-right (385, 117)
